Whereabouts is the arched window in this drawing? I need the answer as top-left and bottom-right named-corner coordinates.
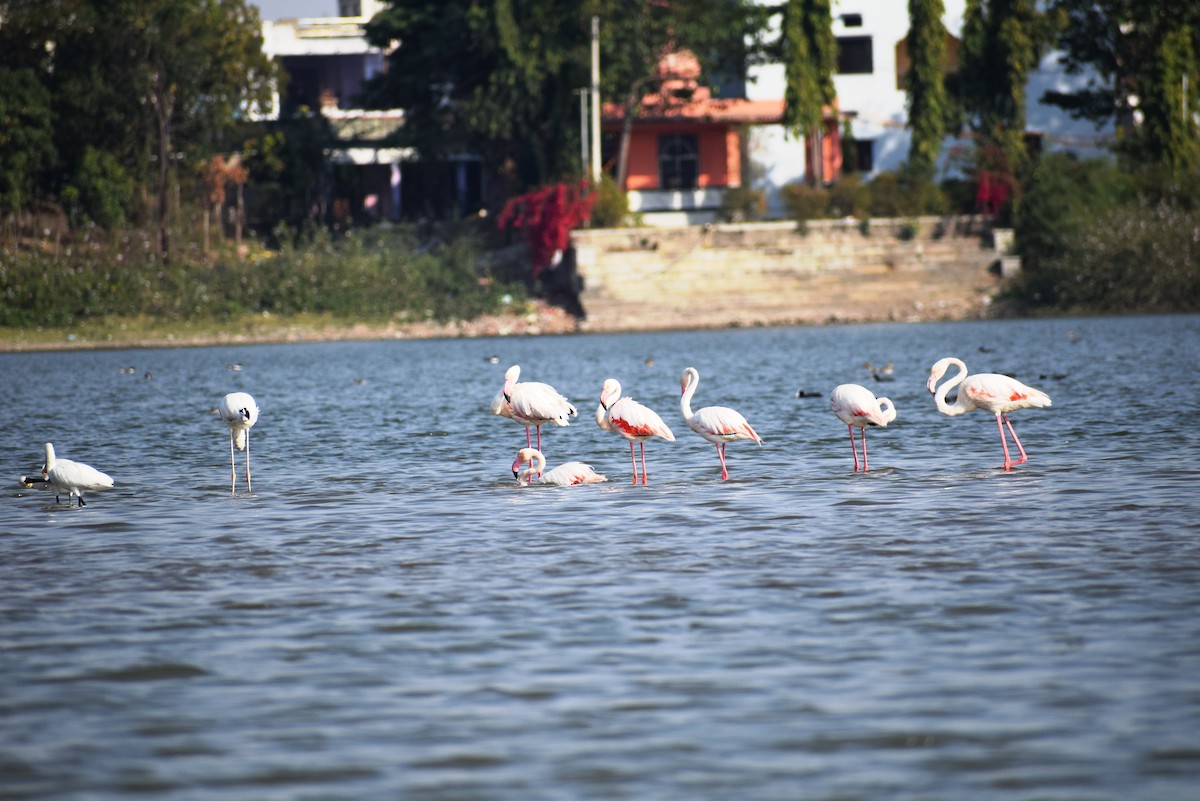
top-left (658, 134), bottom-right (699, 189)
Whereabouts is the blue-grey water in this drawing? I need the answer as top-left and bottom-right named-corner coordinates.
top-left (2, 314), bottom-right (1198, 801)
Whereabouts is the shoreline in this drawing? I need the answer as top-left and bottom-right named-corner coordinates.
top-left (0, 298), bottom-right (1029, 354)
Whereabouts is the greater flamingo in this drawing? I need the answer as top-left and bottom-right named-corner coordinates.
top-left (498, 365), bottom-right (577, 452)
top-left (219, 391), bottom-right (259, 494)
top-left (41, 443), bottom-right (114, 506)
top-left (829, 383), bottom-right (896, 472)
top-left (679, 367), bottom-right (762, 480)
top-left (927, 357), bottom-right (1052, 471)
top-left (596, 378), bottom-right (676, 484)
top-left (511, 448), bottom-right (607, 486)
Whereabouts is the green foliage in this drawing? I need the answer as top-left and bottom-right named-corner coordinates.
top-left (0, 225), bottom-right (527, 328)
top-left (867, 171), bottom-right (946, 217)
top-left (68, 147), bottom-right (135, 229)
top-left (1012, 196), bottom-right (1200, 312)
top-left (782, 0), bottom-right (837, 138)
top-left (779, 182), bottom-right (831, 222)
top-left (957, 0), bottom-right (1046, 167)
top-left (827, 175), bottom-right (869, 218)
top-left (905, 0), bottom-right (949, 176)
top-left (588, 174), bottom-right (630, 228)
top-left (717, 187), bottom-right (767, 223)
top-left (1043, 0), bottom-right (1200, 175)
top-left (0, 67), bottom-right (56, 214)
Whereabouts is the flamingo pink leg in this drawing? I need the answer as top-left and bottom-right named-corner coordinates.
top-left (628, 441), bottom-right (639, 485)
top-left (848, 425), bottom-right (860, 472)
top-left (860, 427), bottom-right (869, 472)
top-left (639, 442), bottom-right (648, 485)
top-left (717, 443), bottom-right (729, 480)
top-left (995, 413), bottom-right (1014, 470)
top-left (1004, 415), bottom-right (1029, 465)
top-left (525, 427), bottom-right (533, 448)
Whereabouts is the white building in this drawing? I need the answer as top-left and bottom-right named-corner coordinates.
top-left (746, 0), bottom-right (1114, 213)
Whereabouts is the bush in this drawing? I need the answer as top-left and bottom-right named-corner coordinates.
top-left (0, 224), bottom-right (528, 327)
top-left (588, 174), bottom-right (629, 228)
top-left (779, 182), bottom-right (830, 222)
top-left (1008, 154), bottom-right (1199, 312)
top-left (827, 175), bottom-right (869, 218)
top-left (717, 186), bottom-right (767, 222)
top-left (867, 171), bottom-right (945, 217)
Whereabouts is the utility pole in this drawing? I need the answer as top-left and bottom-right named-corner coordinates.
top-left (590, 16), bottom-right (601, 184)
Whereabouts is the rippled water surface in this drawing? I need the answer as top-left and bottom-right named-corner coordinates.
top-left (2, 314), bottom-right (1199, 800)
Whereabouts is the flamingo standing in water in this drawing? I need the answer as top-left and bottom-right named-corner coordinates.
top-left (596, 378), bottom-right (676, 484)
top-left (679, 367), bottom-right (762, 480)
top-left (829, 383), bottom-right (897, 472)
top-left (41, 443), bottom-right (114, 506)
top-left (511, 448), bottom-right (607, 486)
top-left (497, 365), bottom-right (577, 453)
top-left (927, 357), bottom-right (1052, 471)
top-left (219, 391), bottom-right (259, 494)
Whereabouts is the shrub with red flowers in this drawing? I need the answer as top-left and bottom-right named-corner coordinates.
top-left (497, 181), bottom-right (596, 279)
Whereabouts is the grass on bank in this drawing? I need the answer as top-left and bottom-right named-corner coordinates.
top-left (0, 223), bottom-right (530, 337)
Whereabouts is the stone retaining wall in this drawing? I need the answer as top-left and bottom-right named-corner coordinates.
top-left (569, 215), bottom-right (1006, 330)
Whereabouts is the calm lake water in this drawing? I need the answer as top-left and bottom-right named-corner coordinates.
top-left (2, 314), bottom-right (1198, 800)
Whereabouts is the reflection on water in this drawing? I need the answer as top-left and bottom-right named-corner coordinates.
top-left (2, 314), bottom-right (1198, 800)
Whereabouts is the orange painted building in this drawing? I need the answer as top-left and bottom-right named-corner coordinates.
top-left (602, 51), bottom-right (842, 221)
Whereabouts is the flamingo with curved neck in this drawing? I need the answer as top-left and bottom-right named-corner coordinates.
top-left (927, 357), bottom-right (1052, 471)
top-left (680, 367), bottom-right (762, 480)
top-left (497, 365), bottom-right (577, 453)
top-left (829, 383), bottom-right (897, 472)
top-left (597, 378), bottom-right (676, 484)
top-left (511, 448), bottom-right (607, 487)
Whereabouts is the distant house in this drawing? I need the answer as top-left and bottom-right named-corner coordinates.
top-left (260, 0), bottom-right (482, 222)
top-left (746, 0), bottom-right (1114, 215)
top-left (602, 51), bottom-right (840, 226)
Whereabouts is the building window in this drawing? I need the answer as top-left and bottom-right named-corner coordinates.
top-left (855, 139), bottom-right (875, 172)
top-left (841, 13), bottom-right (863, 27)
top-left (659, 134), bottom-right (699, 190)
top-left (837, 36), bottom-right (874, 75)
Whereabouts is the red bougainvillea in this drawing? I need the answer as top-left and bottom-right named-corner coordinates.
top-left (497, 181), bottom-right (596, 279)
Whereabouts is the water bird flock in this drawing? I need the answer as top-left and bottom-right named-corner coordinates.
top-left (18, 354), bottom-right (1055, 506)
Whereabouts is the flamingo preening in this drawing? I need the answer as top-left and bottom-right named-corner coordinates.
top-left (496, 365), bottom-right (577, 453)
top-left (679, 367), bottom-right (762, 480)
top-left (219, 391), bottom-right (259, 494)
top-left (596, 378), bottom-right (676, 484)
top-left (41, 443), bottom-right (114, 507)
top-left (829, 383), bottom-right (896, 472)
top-left (511, 447), bottom-right (607, 486)
top-left (927, 357), bottom-right (1052, 471)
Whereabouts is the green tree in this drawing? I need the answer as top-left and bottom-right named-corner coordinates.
top-left (364, 0), bottom-right (589, 197)
top-left (957, 0), bottom-right (1045, 167)
top-left (0, 67), bottom-right (56, 217)
top-left (905, 0), bottom-right (948, 177)
top-left (0, 0), bottom-right (277, 254)
top-left (364, 1), bottom-right (765, 196)
top-left (781, 0), bottom-right (837, 184)
top-left (1042, 0), bottom-right (1200, 174)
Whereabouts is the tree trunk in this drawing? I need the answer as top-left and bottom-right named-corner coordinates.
top-left (152, 69), bottom-right (173, 262)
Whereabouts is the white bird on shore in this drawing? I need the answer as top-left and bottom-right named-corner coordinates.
top-left (41, 443), bottom-right (114, 507)
top-left (219, 391), bottom-right (259, 494)
top-left (511, 448), bottom-right (607, 486)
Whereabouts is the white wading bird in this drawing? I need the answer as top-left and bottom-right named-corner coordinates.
top-left (927, 356), bottom-right (1052, 471)
top-left (41, 443), bottom-right (114, 507)
top-left (680, 367), bottom-right (762, 480)
top-left (219, 392), bottom-right (259, 494)
top-left (829, 383), bottom-right (897, 472)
